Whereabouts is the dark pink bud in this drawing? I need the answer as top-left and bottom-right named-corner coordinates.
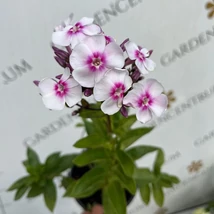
top-left (66, 46), bottom-right (72, 54)
top-left (65, 62), bottom-right (73, 73)
top-left (120, 38), bottom-right (129, 51)
top-left (131, 69), bottom-right (141, 83)
top-left (124, 58), bottom-right (134, 67)
top-left (84, 88), bottom-right (93, 97)
top-left (120, 106), bottom-right (128, 118)
top-left (54, 56), bottom-right (66, 68)
top-left (148, 50), bottom-right (153, 56)
top-left (72, 110), bottom-right (79, 116)
top-left (33, 80), bottom-right (40, 86)
top-left (55, 74), bottom-right (63, 79)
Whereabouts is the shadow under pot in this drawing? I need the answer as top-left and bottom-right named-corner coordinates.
top-left (68, 165), bottom-right (134, 210)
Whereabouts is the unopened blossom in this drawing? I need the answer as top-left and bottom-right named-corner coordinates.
top-left (125, 41), bottom-right (156, 74)
top-left (70, 35), bottom-right (125, 87)
top-left (38, 68), bottom-right (82, 110)
top-left (123, 79), bottom-right (168, 123)
top-left (94, 69), bottom-right (132, 115)
top-left (52, 17), bottom-right (101, 48)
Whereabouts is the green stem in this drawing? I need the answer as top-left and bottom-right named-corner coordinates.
top-left (107, 115), bottom-right (112, 134)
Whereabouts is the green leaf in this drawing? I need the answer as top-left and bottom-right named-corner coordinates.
top-left (133, 168), bottom-right (156, 187)
top-left (8, 176), bottom-right (32, 191)
top-left (159, 179), bottom-right (173, 188)
top-left (79, 109), bottom-right (105, 118)
top-left (74, 135), bottom-right (109, 149)
top-left (15, 186), bottom-right (29, 200)
top-left (45, 152), bottom-right (61, 172)
top-left (152, 183), bottom-right (164, 207)
top-left (140, 184), bottom-right (151, 205)
top-left (154, 149), bottom-right (165, 175)
top-left (27, 184), bottom-right (43, 198)
top-left (73, 148), bottom-right (110, 167)
top-left (115, 115), bottom-right (136, 131)
top-left (160, 173), bottom-right (180, 184)
top-left (120, 127), bottom-right (153, 149)
top-left (44, 180), bottom-right (57, 212)
top-left (127, 145), bottom-right (159, 161)
top-left (61, 177), bottom-right (75, 189)
top-left (116, 150), bottom-right (135, 177)
top-left (114, 166), bottom-right (136, 195)
top-left (103, 181), bottom-right (126, 214)
top-left (64, 167), bottom-right (107, 198)
top-left (56, 154), bottom-right (78, 173)
top-left (27, 147), bottom-right (40, 166)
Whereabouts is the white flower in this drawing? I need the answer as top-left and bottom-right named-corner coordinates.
top-left (125, 41), bottom-right (156, 74)
top-left (69, 35), bottom-right (125, 87)
top-left (123, 79), bottom-right (168, 123)
top-left (38, 68), bottom-right (82, 110)
top-left (52, 17), bottom-right (101, 48)
top-left (94, 69), bottom-right (132, 115)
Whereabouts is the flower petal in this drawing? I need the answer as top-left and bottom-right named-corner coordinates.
top-left (140, 48), bottom-right (149, 57)
top-left (94, 77), bottom-right (113, 101)
top-left (123, 90), bottom-right (139, 108)
top-left (136, 108), bottom-right (152, 123)
top-left (39, 78), bottom-right (56, 96)
top-left (65, 85), bottom-right (82, 107)
top-left (149, 94), bottom-right (168, 117)
top-left (69, 44), bottom-right (92, 69)
top-left (42, 94), bottom-right (65, 110)
top-left (144, 79), bottom-right (164, 97)
top-left (70, 32), bottom-right (86, 48)
top-left (82, 24), bottom-right (101, 35)
top-left (94, 68), bottom-right (108, 84)
top-left (79, 17), bottom-right (94, 25)
top-left (72, 66), bottom-right (96, 87)
top-left (66, 77), bottom-right (80, 88)
top-left (52, 31), bottom-right (71, 46)
top-left (135, 59), bottom-right (148, 74)
top-left (61, 68), bottom-right (70, 82)
top-left (105, 42), bottom-right (124, 68)
top-left (101, 97), bottom-right (120, 115)
top-left (124, 41), bottom-right (138, 60)
top-left (84, 35), bottom-right (106, 53)
top-left (143, 58), bottom-right (156, 71)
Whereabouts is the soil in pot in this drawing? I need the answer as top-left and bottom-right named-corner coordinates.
top-left (69, 165), bottom-right (134, 210)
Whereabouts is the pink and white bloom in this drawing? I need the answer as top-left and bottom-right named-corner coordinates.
top-left (123, 79), bottom-right (168, 123)
top-left (125, 41), bottom-right (156, 74)
top-left (70, 35), bottom-right (125, 87)
top-left (94, 69), bottom-right (132, 115)
top-left (38, 68), bottom-right (82, 110)
top-left (52, 17), bottom-right (101, 48)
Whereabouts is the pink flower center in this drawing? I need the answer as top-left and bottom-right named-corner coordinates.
top-left (110, 82), bottom-right (125, 100)
top-left (54, 80), bottom-right (68, 97)
top-left (87, 52), bottom-right (106, 72)
top-left (135, 50), bottom-right (145, 62)
top-left (137, 93), bottom-right (153, 109)
top-left (68, 23), bottom-right (83, 35)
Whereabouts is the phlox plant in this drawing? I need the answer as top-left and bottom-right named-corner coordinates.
top-left (8, 14), bottom-right (179, 214)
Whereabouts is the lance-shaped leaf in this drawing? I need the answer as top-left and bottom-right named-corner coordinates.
top-left (153, 149), bottom-right (165, 175)
top-left (103, 181), bottom-right (126, 214)
top-left (64, 167), bottom-right (107, 198)
top-left (120, 127), bottom-right (153, 149)
top-left (27, 147), bottom-right (40, 166)
top-left (27, 184), bottom-right (44, 198)
top-left (114, 166), bottom-right (136, 195)
top-left (126, 145), bottom-right (160, 161)
top-left (116, 150), bottom-right (135, 177)
top-left (8, 176), bottom-right (32, 191)
top-left (152, 183), bottom-right (164, 207)
top-left (44, 180), bottom-right (57, 212)
top-left (15, 186), bottom-right (29, 200)
top-left (140, 184), bottom-right (151, 205)
top-left (73, 148), bottom-right (110, 167)
top-left (74, 135), bottom-right (109, 149)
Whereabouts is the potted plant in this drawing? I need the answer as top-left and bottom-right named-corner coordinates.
top-left (8, 15), bottom-right (179, 214)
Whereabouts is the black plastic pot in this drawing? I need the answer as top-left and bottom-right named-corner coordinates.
top-left (68, 165), bottom-right (134, 210)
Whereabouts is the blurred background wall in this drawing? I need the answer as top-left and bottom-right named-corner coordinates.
top-left (0, 0), bottom-right (214, 213)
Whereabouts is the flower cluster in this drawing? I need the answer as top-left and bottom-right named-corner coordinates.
top-left (36, 16), bottom-right (168, 123)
